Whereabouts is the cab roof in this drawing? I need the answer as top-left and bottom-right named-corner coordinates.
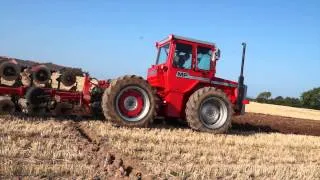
top-left (158, 34), bottom-right (216, 47)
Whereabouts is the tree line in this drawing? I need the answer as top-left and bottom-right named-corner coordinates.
top-left (252, 87), bottom-right (320, 110)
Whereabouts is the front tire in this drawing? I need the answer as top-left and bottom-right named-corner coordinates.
top-left (186, 87), bottom-right (232, 133)
top-left (101, 75), bottom-right (157, 128)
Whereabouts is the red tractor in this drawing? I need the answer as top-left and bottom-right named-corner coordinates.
top-left (0, 35), bottom-right (248, 133)
top-left (101, 35), bottom-right (248, 133)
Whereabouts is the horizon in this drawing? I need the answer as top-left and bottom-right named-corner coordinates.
top-left (1, 0), bottom-right (319, 98)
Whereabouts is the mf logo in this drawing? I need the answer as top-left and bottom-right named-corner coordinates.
top-left (176, 71), bottom-right (189, 78)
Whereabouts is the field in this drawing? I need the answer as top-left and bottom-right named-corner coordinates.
top-left (1, 103), bottom-right (320, 179)
top-left (234, 102), bottom-right (320, 136)
top-left (246, 102), bottom-right (320, 120)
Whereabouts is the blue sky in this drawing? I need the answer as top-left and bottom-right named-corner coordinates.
top-left (0, 0), bottom-right (319, 97)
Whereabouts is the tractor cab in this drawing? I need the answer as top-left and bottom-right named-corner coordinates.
top-left (148, 35), bottom-right (221, 91)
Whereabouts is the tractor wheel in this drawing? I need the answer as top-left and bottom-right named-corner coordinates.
top-left (186, 87), bottom-right (232, 133)
top-left (0, 61), bottom-right (21, 81)
top-left (53, 102), bottom-right (72, 116)
top-left (25, 87), bottom-right (48, 106)
top-left (32, 65), bottom-right (51, 84)
top-left (0, 98), bottom-right (15, 114)
top-left (60, 69), bottom-right (77, 87)
top-left (101, 75), bottom-right (158, 128)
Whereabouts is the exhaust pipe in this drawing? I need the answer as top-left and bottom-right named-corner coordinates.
top-left (236, 42), bottom-right (247, 113)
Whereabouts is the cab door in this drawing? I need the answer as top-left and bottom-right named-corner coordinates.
top-left (192, 45), bottom-right (215, 81)
top-left (147, 42), bottom-right (173, 89)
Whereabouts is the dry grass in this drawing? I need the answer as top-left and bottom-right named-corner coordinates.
top-left (0, 117), bottom-right (97, 179)
top-left (247, 102), bottom-right (320, 120)
top-left (1, 114), bottom-right (320, 179)
top-left (83, 121), bottom-right (320, 179)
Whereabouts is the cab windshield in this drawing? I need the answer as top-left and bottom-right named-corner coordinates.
top-left (156, 44), bottom-right (170, 65)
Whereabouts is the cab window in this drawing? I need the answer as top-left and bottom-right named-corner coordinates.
top-left (156, 44), bottom-right (170, 65)
top-left (173, 43), bottom-right (192, 69)
top-left (197, 46), bottom-right (212, 71)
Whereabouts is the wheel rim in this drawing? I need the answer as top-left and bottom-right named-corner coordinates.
top-left (115, 86), bottom-right (150, 122)
top-left (199, 97), bottom-right (228, 129)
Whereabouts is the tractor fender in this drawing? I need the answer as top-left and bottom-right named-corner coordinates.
top-left (165, 82), bottom-right (208, 118)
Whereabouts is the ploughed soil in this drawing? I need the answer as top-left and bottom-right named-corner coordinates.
top-left (232, 112), bottom-right (320, 136)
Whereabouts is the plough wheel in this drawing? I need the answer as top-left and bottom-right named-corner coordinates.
top-left (60, 69), bottom-right (77, 87)
top-left (0, 98), bottom-right (15, 114)
top-left (25, 87), bottom-right (48, 106)
top-left (0, 61), bottom-right (21, 81)
top-left (53, 102), bottom-right (72, 116)
top-left (32, 65), bottom-right (51, 84)
top-left (27, 105), bottom-right (46, 116)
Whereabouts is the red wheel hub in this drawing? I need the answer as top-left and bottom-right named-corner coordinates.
top-left (118, 89), bottom-right (144, 118)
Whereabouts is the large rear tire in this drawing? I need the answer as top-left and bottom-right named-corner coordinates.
top-left (101, 75), bottom-right (157, 128)
top-left (186, 87), bottom-right (232, 133)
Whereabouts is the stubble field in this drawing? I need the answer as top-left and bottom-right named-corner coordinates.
top-left (1, 102), bottom-right (320, 179)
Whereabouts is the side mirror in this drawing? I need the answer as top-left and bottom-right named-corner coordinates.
top-left (214, 48), bottom-right (221, 61)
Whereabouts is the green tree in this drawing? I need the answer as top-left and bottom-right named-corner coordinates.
top-left (256, 91), bottom-right (272, 103)
top-left (283, 97), bottom-right (302, 107)
top-left (301, 87), bottom-right (320, 109)
top-left (273, 96), bottom-right (284, 105)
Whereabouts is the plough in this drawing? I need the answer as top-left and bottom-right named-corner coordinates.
top-left (0, 59), bottom-right (109, 116)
